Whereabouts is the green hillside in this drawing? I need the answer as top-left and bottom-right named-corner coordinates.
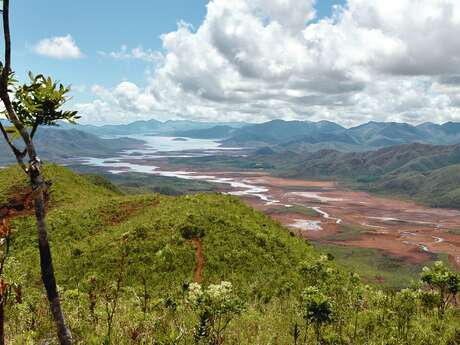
top-left (0, 165), bottom-right (459, 344)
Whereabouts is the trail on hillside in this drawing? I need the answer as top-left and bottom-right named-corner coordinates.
top-left (192, 238), bottom-right (204, 284)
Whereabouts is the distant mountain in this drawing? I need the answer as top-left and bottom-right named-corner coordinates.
top-left (441, 122), bottom-right (460, 136)
top-left (173, 125), bottom-right (238, 139)
top-left (64, 119), bottom-right (163, 136)
top-left (223, 120), bottom-right (460, 151)
top-left (70, 119), bottom-right (247, 136)
top-left (347, 122), bottom-right (425, 147)
top-left (223, 120), bottom-right (346, 147)
top-left (55, 118), bottom-right (460, 151)
top-left (285, 143), bottom-right (460, 179)
top-left (0, 127), bottom-right (142, 165)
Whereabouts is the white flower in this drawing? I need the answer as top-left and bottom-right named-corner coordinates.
top-left (207, 281), bottom-right (233, 302)
top-left (187, 282), bottom-right (203, 305)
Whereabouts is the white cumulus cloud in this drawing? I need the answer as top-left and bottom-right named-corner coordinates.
top-left (34, 34), bottom-right (82, 59)
top-left (77, 0), bottom-right (460, 125)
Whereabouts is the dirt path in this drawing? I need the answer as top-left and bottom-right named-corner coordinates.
top-left (192, 238), bottom-right (204, 283)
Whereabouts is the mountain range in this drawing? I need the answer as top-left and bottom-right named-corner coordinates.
top-left (63, 119), bottom-right (247, 136)
top-left (78, 118), bottom-right (460, 152)
top-left (3, 118), bottom-right (460, 171)
top-left (221, 120), bottom-right (460, 151)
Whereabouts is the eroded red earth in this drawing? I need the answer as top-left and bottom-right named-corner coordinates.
top-left (213, 172), bottom-right (460, 269)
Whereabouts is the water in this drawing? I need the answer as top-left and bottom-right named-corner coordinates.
top-left (290, 219), bottom-right (323, 231)
top-left (78, 136), bottom-right (281, 205)
top-left (113, 135), bottom-right (241, 157)
top-left (312, 207), bottom-right (342, 224)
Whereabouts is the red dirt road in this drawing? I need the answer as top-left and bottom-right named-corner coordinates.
top-left (192, 239), bottom-right (204, 284)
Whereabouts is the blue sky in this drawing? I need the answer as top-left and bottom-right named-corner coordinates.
top-left (12, 0), bottom-right (211, 97)
top-left (8, 0), bottom-right (460, 125)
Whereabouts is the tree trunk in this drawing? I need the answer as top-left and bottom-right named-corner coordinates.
top-left (0, 0), bottom-right (72, 343)
top-left (31, 172), bottom-right (72, 345)
top-left (0, 299), bottom-right (4, 345)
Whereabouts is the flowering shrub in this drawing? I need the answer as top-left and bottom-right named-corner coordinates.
top-left (186, 281), bottom-right (244, 344)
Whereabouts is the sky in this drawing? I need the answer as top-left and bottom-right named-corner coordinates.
top-left (9, 0), bottom-right (460, 126)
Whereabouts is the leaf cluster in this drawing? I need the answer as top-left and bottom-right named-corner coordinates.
top-left (1, 70), bottom-right (79, 138)
top-left (13, 72), bottom-right (79, 126)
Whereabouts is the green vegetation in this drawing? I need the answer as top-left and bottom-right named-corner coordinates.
top-left (0, 164), bottom-right (459, 344)
top-left (325, 224), bottom-right (368, 241)
top-left (313, 244), bottom-right (437, 289)
top-left (268, 205), bottom-right (319, 217)
top-left (100, 172), bottom-right (218, 196)
top-left (368, 164), bottom-right (460, 208)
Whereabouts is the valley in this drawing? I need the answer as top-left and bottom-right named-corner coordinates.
top-left (242, 176), bottom-right (460, 269)
top-left (68, 134), bottom-right (460, 284)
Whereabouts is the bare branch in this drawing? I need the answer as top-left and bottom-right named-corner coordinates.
top-left (30, 121), bottom-right (39, 139)
top-left (0, 121), bottom-right (27, 170)
top-left (0, 121), bottom-right (19, 153)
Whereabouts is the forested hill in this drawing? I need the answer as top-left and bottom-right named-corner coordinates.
top-left (0, 164), bottom-right (458, 343)
top-left (286, 143), bottom-right (460, 178)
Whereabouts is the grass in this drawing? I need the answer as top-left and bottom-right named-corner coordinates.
top-left (267, 205), bottom-right (319, 217)
top-left (325, 223), bottom-right (369, 241)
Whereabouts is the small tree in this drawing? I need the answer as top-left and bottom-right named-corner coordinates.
top-left (421, 261), bottom-right (460, 316)
top-left (301, 287), bottom-right (333, 345)
top-left (186, 281), bottom-right (243, 345)
top-left (0, 1), bottom-right (78, 343)
top-left (394, 288), bottom-right (419, 341)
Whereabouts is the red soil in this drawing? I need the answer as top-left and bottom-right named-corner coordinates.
top-left (238, 176), bottom-right (336, 188)
top-left (236, 175), bottom-right (460, 270)
top-left (0, 188), bottom-right (36, 238)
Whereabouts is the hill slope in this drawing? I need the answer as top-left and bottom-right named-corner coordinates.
top-left (3, 164), bottom-right (316, 293)
top-left (0, 165), bottom-right (458, 344)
